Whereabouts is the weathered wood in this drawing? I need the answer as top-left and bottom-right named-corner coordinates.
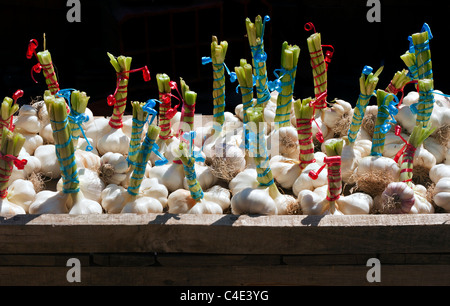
top-left (156, 254), bottom-right (282, 266)
top-left (0, 254), bottom-right (90, 266)
top-left (1, 213), bottom-right (449, 255)
top-left (0, 264), bottom-right (449, 286)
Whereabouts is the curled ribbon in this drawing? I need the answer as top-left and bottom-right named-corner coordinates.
top-left (56, 88), bottom-right (93, 151)
top-left (0, 153), bottom-right (28, 170)
top-left (107, 66), bottom-right (151, 106)
top-left (181, 131), bottom-right (205, 163)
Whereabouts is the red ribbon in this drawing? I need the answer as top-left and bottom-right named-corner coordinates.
top-left (0, 154), bottom-right (28, 170)
top-left (308, 156), bottom-right (342, 202)
top-left (390, 80), bottom-right (418, 107)
top-left (393, 125), bottom-right (414, 163)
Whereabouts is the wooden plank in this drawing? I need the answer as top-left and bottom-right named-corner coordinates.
top-left (0, 213), bottom-right (449, 255)
top-left (156, 254), bottom-right (281, 266)
top-left (0, 264), bottom-right (449, 286)
top-left (0, 254), bottom-right (90, 266)
top-left (91, 253), bottom-right (156, 267)
top-left (283, 254), bottom-right (377, 266)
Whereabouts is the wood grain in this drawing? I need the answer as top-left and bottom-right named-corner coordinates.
top-left (0, 213), bottom-right (449, 255)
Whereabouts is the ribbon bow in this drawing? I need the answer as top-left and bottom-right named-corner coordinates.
top-left (107, 66), bottom-right (151, 106)
top-left (56, 88), bottom-right (93, 151)
top-left (0, 153), bottom-right (28, 170)
top-left (308, 156), bottom-right (341, 180)
top-left (201, 57), bottom-right (237, 83)
top-left (181, 131), bottom-right (205, 163)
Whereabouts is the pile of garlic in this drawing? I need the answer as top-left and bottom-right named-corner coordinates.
top-left (2, 85), bottom-right (448, 218)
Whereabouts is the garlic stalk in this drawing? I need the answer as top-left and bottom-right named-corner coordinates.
top-left (347, 65), bottom-right (382, 143)
top-left (398, 124), bottom-right (435, 187)
top-left (272, 41), bottom-right (300, 129)
top-left (0, 127), bottom-right (28, 215)
top-left (246, 15), bottom-right (271, 109)
top-left (29, 91), bottom-right (102, 214)
top-left (370, 89), bottom-right (398, 156)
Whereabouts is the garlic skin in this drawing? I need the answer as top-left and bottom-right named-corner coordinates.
top-left (429, 164), bottom-right (450, 184)
top-left (433, 177), bottom-right (450, 212)
top-left (182, 164), bottom-right (218, 191)
top-left (14, 105), bottom-right (41, 134)
top-left (97, 127), bottom-right (130, 156)
top-left (0, 198), bottom-right (26, 215)
top-left (99, 152), bottom-right (129, 186)
top-left (57, 168), bottom-right (105, 203)
top-left (298, 187), bottom-right (373, 216)
top-left (34, 144), bottom-right (61, 179)
top-left (167, 189), bottom-right (223, 214)
top-left (139, 177), bottom-right (169, 208)
top-left (231, 187), bottom-right (278, 215)
top-left (85, 117), bottom-right (111, 150)
top-left (29, 189), bottom-right (102, 215)
top-left (229, 168), bottom-right (259, 195)
top-left (203, 185), bottom-right (231, 212)
top-left (39, 123), bottom-right (54, 144)
top-left (29, 191), bottom-right (71, 214)
top-left (100, 184), bottom-right (130, 214)
top-left (292, 163), bottom-right (328, 197)
top-left (7, 179), bottom-right (37, 213)
top-left (267, 126), bottom-right (299, 160)
top-left (424, 137), bottom-right (446, 164)
top-left (146, 163), bottom-right (185, 193)
top-left (373, 182), bottom-right (415, 214)
top-left (21, 133), bottom-right (43, 155)
top-left (121, 196), bottom-right (163, 214)
top-left (208, 142), bottom-right (246, 183)
top-left (9, 151), bottom-right (42, 184)
top-left (75, 150), bottom-right (101, 171)
top-left (69, 192), bottom-right (103, 215)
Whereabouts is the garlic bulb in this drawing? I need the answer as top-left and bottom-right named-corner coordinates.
top-left (297, 187), bottom-right (373, 215)
top-left (121, 196), bottom-right (163, 214)
top-left (4, 179), bottom-right (36, 213)
top-left (429, 164), bottom-right (450, 183)
top-left (231, 187), bottom-right (278, 215)
top-left (352, 156), bottom-right (400, 198)
top-left (99, 152), bottom-right (129, 186)
top-left (100, 184), bottom-right (129, 214)
top-left (203, 185), bottom-right (231, 212)
top-left (75, 150), bottom-right (101, 171)
top-left (433, 177), bottom-right (450, 212)
top-left (266, 126), bottom-right (299, 159)
top-left (29, 190), bottom-right (102, 214)
top-left (373, 182), bottom-right (415, 214)
top-left (0, 198), bottom-right (26, 215)
top-left (292, 162), bottom-right (328, 197)
top-left (97, 127), bottom-right (130, 156)
top-left (228, 168), bottom-right (259, 195)
top-left (208, 142), bottom-right (246, 183)
top-left (21, 133), bottom-right (43, 155)
top-left (34, 144), bottom-right (61, 179)
top-left (57, 168), bottom-right (105, 203)
top-left (14, 105), bottom-right (41, 134)
top-left (167, 189), bottom-right (223, 214)
top-left (138, 177), bottom-right (169, 208)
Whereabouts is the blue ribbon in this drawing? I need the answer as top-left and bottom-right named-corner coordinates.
top-left (371, 93), bottom-right (399, 156)
top-left (250, 15), bottom-right (271, 107)
top-left (56, 88), bottom-right (93, 152)
top-left (408, 23), bottom-right (433, 80)
top-left (182, 131), bottom-right (205, 163)
top-left (50, 116), bottom-right (80, 194)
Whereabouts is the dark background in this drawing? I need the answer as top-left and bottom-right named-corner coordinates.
top-left (1, 0), bottom-right (449, 116)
